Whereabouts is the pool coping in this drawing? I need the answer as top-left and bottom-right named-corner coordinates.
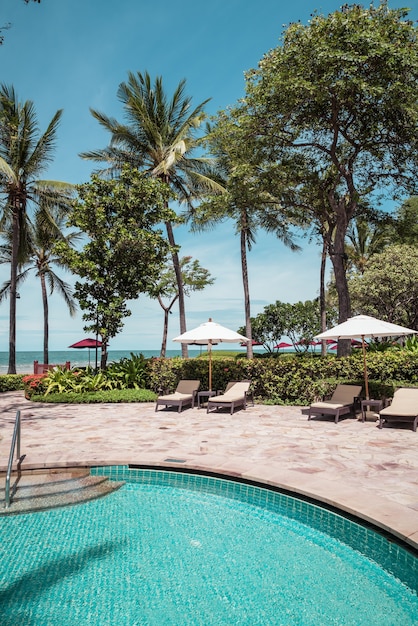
top-left (3, 456), bottom-right (417, 554)
top-left (0, 392), bottom-right (417, 552)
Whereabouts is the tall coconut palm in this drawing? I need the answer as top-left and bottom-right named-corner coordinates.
top-left (80, 71), bottom-right (223, 357)
top-left (0, 204), bottom-right (80, 364)
top-left (197, 117), bottom-right (300, 358)
top-left (0, 84), bottom-right (73, 372)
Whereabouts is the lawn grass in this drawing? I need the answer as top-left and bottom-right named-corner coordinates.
top-left (30, 388), bottom-right (157, 404)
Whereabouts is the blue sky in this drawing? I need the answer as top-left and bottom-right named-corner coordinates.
top-left (1, 0), bottom-right (417, 352)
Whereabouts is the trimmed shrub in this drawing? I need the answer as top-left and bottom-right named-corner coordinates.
top-left (30, 388), bottom-right (157, 403)
top-left (0, 374), bottom-right (25, 392)
top-left (147, 351), bottom-right (418, 405)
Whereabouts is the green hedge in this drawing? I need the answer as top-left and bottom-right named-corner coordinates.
top-left (2, 352), bottom-right (417, 405)
top-left (0, 374), bottom-right (24, 392)
top-left (148, 352), bottom-right (418, 405)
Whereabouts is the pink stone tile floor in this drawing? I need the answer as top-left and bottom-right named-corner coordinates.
top-left (0, 391), bottom-right (417, 550)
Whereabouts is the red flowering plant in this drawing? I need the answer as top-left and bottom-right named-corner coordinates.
top-left (22, 374), bottom-right (48, 398)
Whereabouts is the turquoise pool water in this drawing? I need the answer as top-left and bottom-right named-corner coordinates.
top-left (0, 467), bottom-right (417, 625)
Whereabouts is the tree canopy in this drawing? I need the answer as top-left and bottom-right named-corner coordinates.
top-left (56, 166), bottom-right (174, 367)
top-left (349, 244), bottom-right (418, 330)
top-left (219, 2), bottom-right (418, 353)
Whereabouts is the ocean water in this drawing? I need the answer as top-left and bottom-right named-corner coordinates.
top-left (0, 350), bottom-right (202, 374)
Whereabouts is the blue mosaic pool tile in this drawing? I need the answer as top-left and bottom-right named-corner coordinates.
top-left (90, 465), bottom-right (418, 594)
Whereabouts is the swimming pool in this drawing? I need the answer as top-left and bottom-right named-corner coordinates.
top-left (0, 466), bottom-right (417, 625)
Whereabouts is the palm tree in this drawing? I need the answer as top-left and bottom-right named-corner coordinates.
top-left (197, 118), bottom-right (300, 358)
top-left (345, 218), bottom-right (391, 275)
top-left (0, 204), bottom-right (80, 364)
top-left (0, 85), bottom-right (73, 372)
top-left (80, 71), bottom-right (223, 357)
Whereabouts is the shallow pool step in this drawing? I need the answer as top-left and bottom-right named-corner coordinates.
top-left (0, 469), bottom-right (124, 515)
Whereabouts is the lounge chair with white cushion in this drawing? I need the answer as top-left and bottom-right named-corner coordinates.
top-left (155, 380), bottom-right (200, 413)
top-left (207, 380), bottom-right (252, 415)
top-left (379, 387), bottom-right (418, 432)
top-left (308, 384), bottom-right (362, 424)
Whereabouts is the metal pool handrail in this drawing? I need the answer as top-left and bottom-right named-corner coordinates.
top-left (5, 410), bottom-right (24, 508)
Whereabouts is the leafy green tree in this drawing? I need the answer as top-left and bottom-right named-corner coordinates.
top-left (232, 3), bottom-right (418, 354)
top-left (56, 166), bottom-right (174, 368)
top-left (243, 308), bottom-right (285, 353)
top-left (0, 85), bottom-right (73, 372)
top-left (242, 299), bottom-right (327, 353)
top-left (80, 71), bottom-right (222, 357)
top-left (349, 244), bottom-right (418, 330)
top-left (391, 196), bottom-right (418, 246)
top-left (150, 256), bottom-right (215, 357)
top-left (0, 204), bottom-right (80, 364)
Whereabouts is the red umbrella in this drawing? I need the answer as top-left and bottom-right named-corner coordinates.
top-left (69, 338), bottom-right (102, 349)
top-left (240, 340), bottom-right (263, 347)
top-left (68, 338), bottom-right (102, 367)
top-left (274, 342), bottom-right (292, 349)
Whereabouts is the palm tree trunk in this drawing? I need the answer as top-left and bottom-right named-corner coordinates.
top-left (240, 229), bottom-right (253, 359)
top-left (165, 219), bottom-right (188, 358)
top-left (8, 198), bottom-right (20, 374)
top-left (320, 238), bottom-right (327, 357)
top-left (40, 272), bottom-right (49, 364)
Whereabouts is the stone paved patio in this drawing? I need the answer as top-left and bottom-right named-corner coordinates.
top-left (0, 391), bottom-right (417, 551)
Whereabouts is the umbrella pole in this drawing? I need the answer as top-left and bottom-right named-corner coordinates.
top-left (361, 335), bottom-right (369, 400)
top-left (208, 340), bottom-right (212, 391)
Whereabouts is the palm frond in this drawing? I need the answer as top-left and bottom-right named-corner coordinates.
top-left (46, 270), bottom-right (77, 316)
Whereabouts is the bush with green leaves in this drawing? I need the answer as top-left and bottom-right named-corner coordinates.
top-left (22, 374), bottom-right (48, 397)
top-left (147, 350), bottom-right (418, 405)
top-left (8, 349), bottom-right (418, 405)
top-left (399, 336), bottom-right (418, 353)
top-left (105, 352), bottom-right (150, 389)
top-left (32, 353), bottom-right (153, 396)
top-left (0, 374), bottom-right (25, 392)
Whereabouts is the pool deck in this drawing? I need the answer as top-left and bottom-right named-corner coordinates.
top-left (0, 391), bottom-right (417, 551)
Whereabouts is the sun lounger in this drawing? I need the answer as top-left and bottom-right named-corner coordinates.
top-left (155, 380), bottom-right (200, 413)
top-left (308, 384), bottom-right (362, 424)
top-left (207, 380), bottom-right (252, 415)
top-left (378, 387), bottom-right (418, 432)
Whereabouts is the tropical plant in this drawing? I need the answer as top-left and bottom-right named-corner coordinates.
top-left (345, 217), bottom-right (392, 275)
top-left (105, 353), bottom-right (150, 389)
top-left (0, 203), bottom-right (80, 364)
top-left (80, 71), bottom-right (223, 357)
top-left (0, 85), bottom-right (73, 372)
top-left (401, 336), bottom-right (418, 353)
top-left (42, 367), bottom-right (115, 395)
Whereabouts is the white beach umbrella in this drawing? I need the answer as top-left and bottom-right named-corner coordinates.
top-left (173, 318), bottom-right (249, 391)
top-left (315, 315), bottom-right (417, 399)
